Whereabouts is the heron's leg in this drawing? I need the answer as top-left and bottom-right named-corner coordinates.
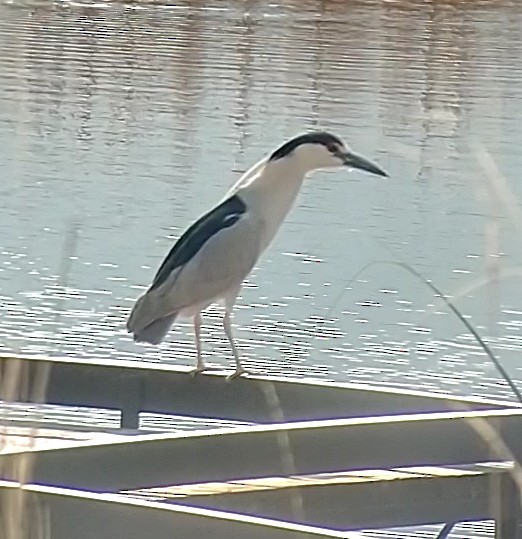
top-left (189, 313), bottom-right (206, 376)
top-left (223, 291), bottom-right (248, 380)
top-left (224, 311), bottom-right (246, 380)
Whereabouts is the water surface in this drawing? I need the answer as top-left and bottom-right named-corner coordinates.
top-left (1, 0), bottom-right (522, 400)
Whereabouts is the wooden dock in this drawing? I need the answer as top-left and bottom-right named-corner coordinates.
top-left (1, 354), bottom-right (521, 538)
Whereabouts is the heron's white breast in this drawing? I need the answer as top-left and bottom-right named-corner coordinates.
top-left (238, 159), bottom-right (307, 252)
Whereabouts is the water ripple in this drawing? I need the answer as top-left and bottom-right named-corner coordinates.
top-left (1, 0), bottom-right (522, 402)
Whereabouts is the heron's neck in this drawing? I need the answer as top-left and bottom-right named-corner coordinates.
top-left (239, 158), bottom-right (309, 249)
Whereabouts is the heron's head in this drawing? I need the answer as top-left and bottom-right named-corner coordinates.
top-left (268, 131), bottom-right (387, 177)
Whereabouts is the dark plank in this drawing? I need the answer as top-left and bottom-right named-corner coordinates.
top-left (1, 354), bottom-right (517, 429)
top-left (0, 481), bottom-right (352, 539)
top-left (2, 409), bottom-right (522, 492)
top-left (159, 465), bottom-right (511, 530)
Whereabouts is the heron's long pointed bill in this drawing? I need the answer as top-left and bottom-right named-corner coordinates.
top-left (342, 151), bottom-right (387, 177)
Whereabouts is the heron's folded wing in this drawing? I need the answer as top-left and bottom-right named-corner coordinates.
top-left (150, 194), bottom-right (247, 291)
top-left (154, 209), bottom-right (263, 309)
top-left (127, 195), bottom-right (263, 333)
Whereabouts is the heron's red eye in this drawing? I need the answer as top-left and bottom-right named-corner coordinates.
top-left (327, 144), bottom-right (338, 153)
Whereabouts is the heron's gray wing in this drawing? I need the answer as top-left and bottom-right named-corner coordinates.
top-left (151, 194), bottom-right (247, 290)
top-left (127, 195), bottom-right (262, 335)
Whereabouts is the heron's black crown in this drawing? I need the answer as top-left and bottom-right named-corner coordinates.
top-left (268, 132), bottom-right (343, 162)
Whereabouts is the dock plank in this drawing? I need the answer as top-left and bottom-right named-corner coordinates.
top-left (0, 481), bottom-right (359, 539)
top-left (1, 354), bottom-right (519, 428)
top-left (1, 409), bottom-right (522, 492)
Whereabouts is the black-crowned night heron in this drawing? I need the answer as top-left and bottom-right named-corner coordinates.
top-left (127, 132), bottom-right (387, 378)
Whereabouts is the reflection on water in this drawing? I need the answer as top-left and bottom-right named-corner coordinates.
top-left (1, 0), bottom-right (522, 400)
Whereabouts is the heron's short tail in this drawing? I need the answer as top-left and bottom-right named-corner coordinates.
top-left (127, 293), bottom-right (177, 345)
top-left (132, 314), bottom-right (177, 345)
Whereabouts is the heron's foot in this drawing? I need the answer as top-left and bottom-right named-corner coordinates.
top-left (189, 364), bottom-right (224, 377)
top-left (226, 367), bottom-right (249, 382)
top-left (189, 364), bottom-right (208, 377)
